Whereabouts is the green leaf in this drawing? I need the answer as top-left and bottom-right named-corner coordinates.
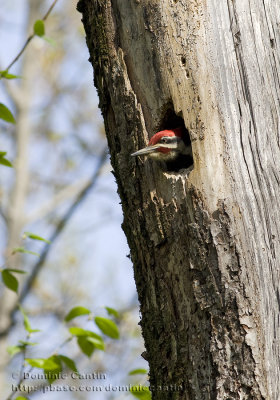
top-left (12, 247), bottom-right (39, 257)
top-left (86, 336), bottom-right (105, 351)
top-left (69, 327), bottom-right (105, 350)
top-left (0, 154), bottom-right (13, 167)
top-left (0, 103), bottom-right (15, 124)
top-left (69, 327), bottom-right (105, 355)
top-left (69, 326), bottom-right (89, 336)
top-left (130, 386), bottom-right (152, 400)
top-left (6, 268), bottom-right (26, 274)
top-left (59, 355), bottom-right (78, 372)
top-left (77, 336), bottom-right (95, 358)
top-left (69, 327), bottom-right (97, 337)
top-left (19, 305), bottom-right (40, 334)
top-left (42, 36), bottom-right (56, 46)
top-left (7, 345), bottom-right (22, 356)
top-left (129, 369), bottom-right (148, 376)
top-left (95, 316), bottom-right (119, 339)
top-left (7, 340), bottom-right (37, 357)
top-left (105, 306), bottom-right (119, 318)
top-left (65, 306), bottom-right (91, 322)
top-left (15, 397), bottom-right (29, 400)
top-left (23, 231), bottom-right (51, 244)
top-left (18, 340), bottom-right (38, 346)
top-left (69, 327), bottom-right (103, 340)
top-left (0, 70), bottom-right (21, 79)
top-left (44, 355), bottom-right (62, 383)
top-left (2, 269), bottom-right (18, 292)
top-left (33, 20), bottom-right (45, 37)
top-left (26, 357), bottom-right (60, 370)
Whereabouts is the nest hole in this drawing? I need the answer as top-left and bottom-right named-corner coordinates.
top-left (158, 103), bottom-right (193, 172)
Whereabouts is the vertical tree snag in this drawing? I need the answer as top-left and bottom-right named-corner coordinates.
top-left (77, 1), bottom-right (280, 399)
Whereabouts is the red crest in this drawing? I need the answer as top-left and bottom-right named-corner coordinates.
top-left (148, 128), bottom-right (182, 145)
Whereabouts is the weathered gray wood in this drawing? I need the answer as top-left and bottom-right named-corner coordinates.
top-left (78, 0), bottom-right (280, 398)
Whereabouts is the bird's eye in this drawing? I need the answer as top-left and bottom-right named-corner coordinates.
top-left (160, 137), bottom-right (168, 143)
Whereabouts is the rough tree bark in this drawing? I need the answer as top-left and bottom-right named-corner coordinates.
top-left (78, 1), bottom-right (280, 399)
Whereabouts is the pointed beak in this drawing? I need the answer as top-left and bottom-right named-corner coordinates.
top-left (131, 144), bottom-right (162, 157)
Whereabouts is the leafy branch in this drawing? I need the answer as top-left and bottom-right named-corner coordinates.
top-left (0, 0), bottom-right (59, 165)
top-left (3, 0), bottom-right (59, 73)
top-left (5, 304), bottom-right (120, 400)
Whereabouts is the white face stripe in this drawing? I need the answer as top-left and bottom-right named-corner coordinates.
top-left (159, 136), bottom-right (180, 143)
top-left (158, 136), bottom-right (181, 149)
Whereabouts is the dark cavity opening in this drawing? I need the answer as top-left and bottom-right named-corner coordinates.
top-left (157, 103), bottom-right (193, 172)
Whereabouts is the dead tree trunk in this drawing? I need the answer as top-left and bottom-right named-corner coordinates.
top-left (77, 1), bottom-right (280, 399)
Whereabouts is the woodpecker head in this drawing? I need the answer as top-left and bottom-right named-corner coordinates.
top-left (131, 128), bottom-right (192, 162)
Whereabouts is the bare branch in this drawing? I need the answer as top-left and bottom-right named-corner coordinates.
top-left (24, 178), bottom-right (92, 224)
top-left (42, 0), bottom-right (59, 21)
top-left (4, 0), bottom-right (59, 72)
top-left (20, 150), bottom-right (107, 301)
top-left (0, 207), bottom-right (7, 224)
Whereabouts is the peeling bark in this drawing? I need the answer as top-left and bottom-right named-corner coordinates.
top-left (78, 0), bottom-right (280, 398)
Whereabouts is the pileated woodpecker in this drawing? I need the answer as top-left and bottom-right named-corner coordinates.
top-left (131, 128), bottom-right (193, 171)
